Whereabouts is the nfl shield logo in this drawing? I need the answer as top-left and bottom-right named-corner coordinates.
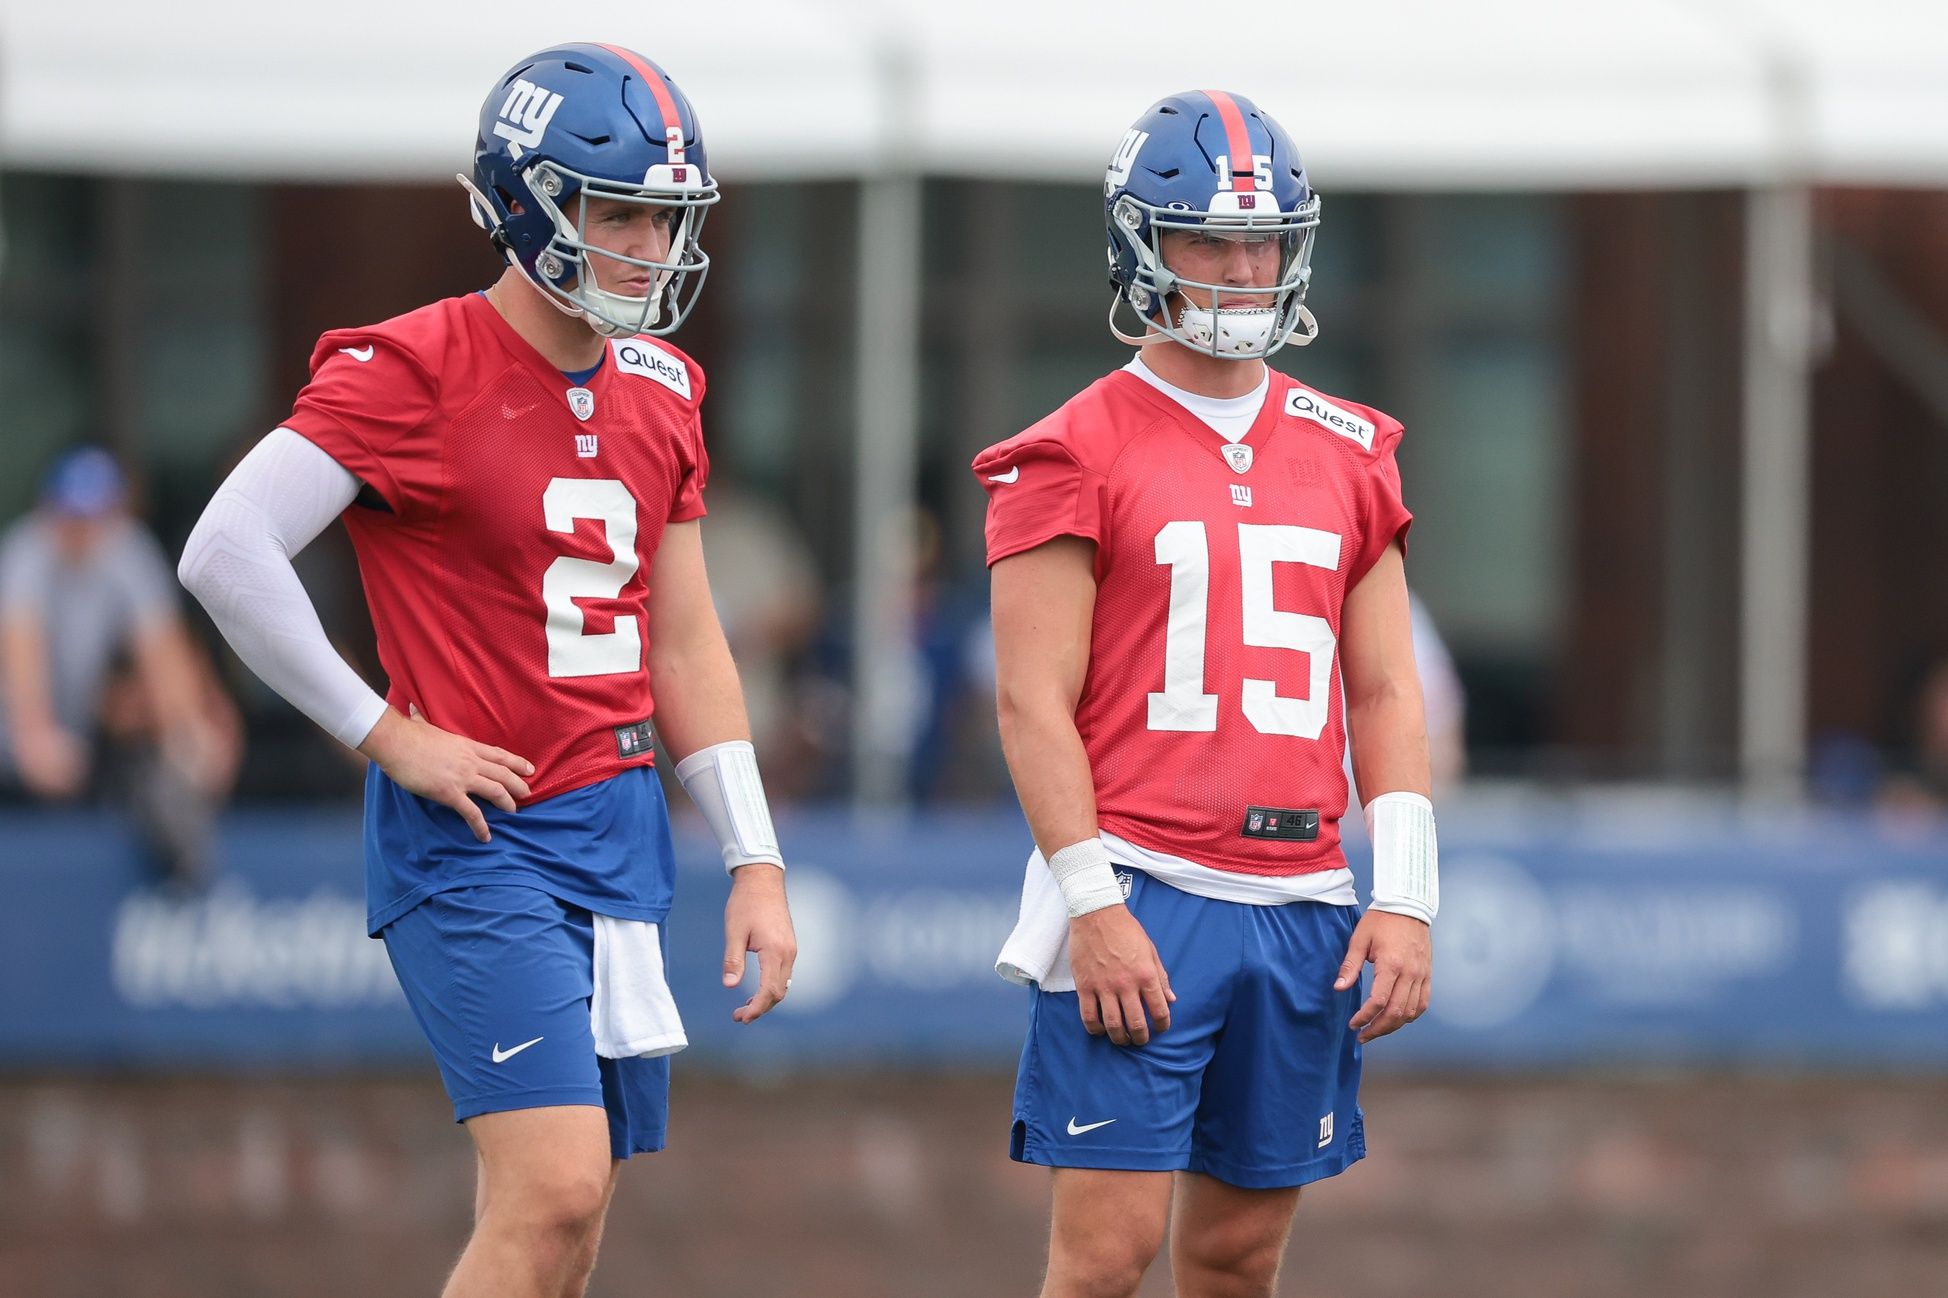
top-left (1248, 811), bottom-right (1265, 832)
top-left (567, 387), bottom-right (596, 421)
top-left (1223, 443), bottom-right (1253, 474)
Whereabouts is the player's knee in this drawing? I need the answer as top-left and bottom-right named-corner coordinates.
top-left (499, 1161), bottom-right (611, 1244)
top-left (1051, 1222), bottom-right (1164, 1296)
top-left (1175, 1228), bottom-right (1284, 1295)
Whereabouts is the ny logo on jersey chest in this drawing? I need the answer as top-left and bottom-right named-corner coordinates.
top-left (1230, 484), bottom-right (1253, 508)
top-left (575, 434), bottom-right (599, 459)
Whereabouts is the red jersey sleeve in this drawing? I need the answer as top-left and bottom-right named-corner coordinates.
top-left (668, 413), bottom-right (710, 523)
top-left (1351, 417), bottom-right (1412, 588)
top-left (974, 436), bottom-right (1107, 566)
top-left (281, 332), bottom-right (441, 517)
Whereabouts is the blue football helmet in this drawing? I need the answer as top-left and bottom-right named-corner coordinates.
top-left (1104, 90), bottom-right (1321, 359)
top-left (461, 43), bottom-right (719, 338)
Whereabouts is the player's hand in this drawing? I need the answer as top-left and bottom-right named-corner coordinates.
top-left (14, 717), bottom-right (87, 799)
top-left (356, 707), bottom-right (533, 843)
top-left (1335, 910), bottom-right (1432, 1044)
top-left (1067, 905), bottom-right (1175, 1047)
top-left (723, 863), bottom-right (796, 1024)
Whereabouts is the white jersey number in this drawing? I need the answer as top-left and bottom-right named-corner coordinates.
top-left (1147, 521), bottom-right (1341, 739)
top-left (542, 477), bottom-right (641, 678)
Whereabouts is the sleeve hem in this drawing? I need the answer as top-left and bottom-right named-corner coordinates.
top-left (986, 524), bottom-right (1103, 568)
top-left (279, 418), bottom-right (407, 514)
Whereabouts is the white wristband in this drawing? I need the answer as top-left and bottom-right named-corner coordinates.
top-left (1365, 791), bottom-right (1438, 924)
top-left (674, 740), bottom-right (783, 875)
top-left (1048, 838), bottom-right (1124, 919)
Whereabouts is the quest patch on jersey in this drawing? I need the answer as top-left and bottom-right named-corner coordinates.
top-left (1285, 390), bottom-right (1375, 451)
top-left (1242, 806), bottom-right (1320, 841)
top-left (614, 720), bottom-right (655, 759)
top-left (610, 339), bottom-right (692, 399)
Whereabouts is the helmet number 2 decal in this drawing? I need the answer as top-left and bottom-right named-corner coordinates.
top-left (1104, 129), bottom-right (1150, 196)
top-left (493, 80), bottom-right (566, 160)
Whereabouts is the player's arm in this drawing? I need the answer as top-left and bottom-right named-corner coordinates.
top-left (992, 535), bottom-right (1173, 1047)
top-left (644, 519), bottom-right (795, 1025)
top-left (1334, 540), bottom-right (1436, 1043)
top-left (0, 603), bottom-right (86, 798)
top-left (177, 428), bottom-right (533, 842)
top-left (127, 613), bottom-right (243, 796)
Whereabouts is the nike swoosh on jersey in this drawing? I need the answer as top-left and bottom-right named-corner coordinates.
top-left (1066, 1117), bottom-right (1117, 1136)
top-left (987, 466), bottom-right (1020, 484)
top-left (491, 1036), bottom-right (544, 1064)
top-left (339, 345), bottom-right (375, 362)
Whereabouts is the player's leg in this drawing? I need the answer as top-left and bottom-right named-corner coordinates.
top-left (384, 885), bottom-right (649, 1298)
top-left (1175, 899), bottom-right (1365, 1294)
top-left (1014, 871), bottom-right (1236, 1296)
top-left (1167, 1173), bottom-right (1303, 1298)
top-left (1042, 1167), bottom-right (1172, 1298)
top-left (444, 1105), bottom-right (613, 1298)
top-left (558, 1159), bottom-right (625, 1298)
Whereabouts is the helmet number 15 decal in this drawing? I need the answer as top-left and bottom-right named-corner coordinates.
top-left (1214, 154), bottom-right (1275, 191)
top-left (1147, 521), bottom-right (1340, 739)
top-left (542, 478), bottom-right (641, 679)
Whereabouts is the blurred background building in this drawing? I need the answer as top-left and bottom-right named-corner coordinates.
top-left (3, 2), bottom-right (1948, 1295)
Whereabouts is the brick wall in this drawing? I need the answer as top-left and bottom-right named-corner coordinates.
top-left (2, 1071), bottom-right (1944, 1297)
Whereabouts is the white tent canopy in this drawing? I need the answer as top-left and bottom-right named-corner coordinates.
top-left (6, 1), bottom-right (1946, 188)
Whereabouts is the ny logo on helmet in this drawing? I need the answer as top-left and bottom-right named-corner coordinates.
top-left (1104, 128), bottom-right (1150, 196)
top-left (494, 79), bottom-right (565, 159)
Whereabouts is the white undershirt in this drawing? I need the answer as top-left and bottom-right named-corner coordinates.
top-left (1122, 356), bottom-right (1268, 443)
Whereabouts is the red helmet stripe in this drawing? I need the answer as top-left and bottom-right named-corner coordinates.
top-left (598, 44), bottom-right (684, 153)
top-left (1203, 89), bottom-right (1257, 192)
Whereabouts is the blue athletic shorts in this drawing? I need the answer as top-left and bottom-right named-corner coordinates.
top-left (1012, 869), bottom-right (1366, 1189)
top-left (382, 884), bottom-right (670, 1161)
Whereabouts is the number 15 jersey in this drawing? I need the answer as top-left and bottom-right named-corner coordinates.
top-left (974, 365), bottom-right (1412, 879)
top-left (282, 292), bottom-right (709, 806)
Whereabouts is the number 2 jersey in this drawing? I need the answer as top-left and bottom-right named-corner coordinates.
top-left (975, 362), bottom-right (1412, 882)
top-left (281, 293), bottom-right (707, 926)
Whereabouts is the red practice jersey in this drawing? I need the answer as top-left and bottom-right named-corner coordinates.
top-left (975, 368), bottom-right (1411, 876)
top-left (283, 293), bottom-right (709, 804)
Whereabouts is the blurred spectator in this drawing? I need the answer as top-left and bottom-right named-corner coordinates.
top-left (1880, 655), bottom-right (1948, 814)
top-left (0, 447), bottom-right (242, 885)
top-left (1411, 591), bottom-right (1467, 791)
top-left (701, 483), bottom-right (823, 798)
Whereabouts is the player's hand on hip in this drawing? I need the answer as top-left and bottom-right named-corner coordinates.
top-left (723, 863), bottom-right (796, 1024)
top-left (356, 707), bottom-right (534, 843)
top-left (1335, 909), bottom-right (1432, 1044)
top-left (1067, 906), bottom-right (1175, 1047)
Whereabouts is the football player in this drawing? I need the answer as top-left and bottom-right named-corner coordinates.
top-left (179, 44), bottom-right (795, 1298)
top-left (978, 91), bottom-right (1437, 1298)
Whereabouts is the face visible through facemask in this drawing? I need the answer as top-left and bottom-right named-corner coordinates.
top-left (1157, 227), bottom-right (1284, 356)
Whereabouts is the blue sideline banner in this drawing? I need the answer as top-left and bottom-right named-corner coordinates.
top-left (2, 803), bottom-right (1946, 1070)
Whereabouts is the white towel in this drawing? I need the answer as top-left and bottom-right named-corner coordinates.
top-left (590, 915), bottom-right (688, 1059)
top-left (995, 850), bottom-right (1080, 993)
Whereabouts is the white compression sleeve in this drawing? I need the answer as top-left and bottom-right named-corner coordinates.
top-left (178, 428), bottom-right (389, 749)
